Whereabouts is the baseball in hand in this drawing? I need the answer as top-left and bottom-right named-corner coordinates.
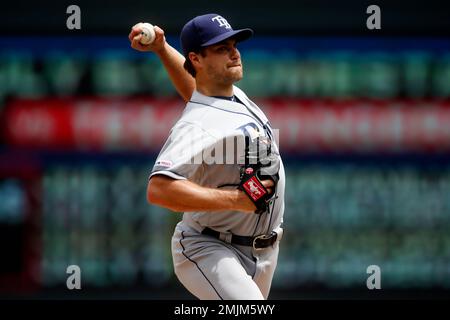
top-left (139, 23), bottom-right (156, 45)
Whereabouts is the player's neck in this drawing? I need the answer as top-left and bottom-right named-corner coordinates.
top-left (195, 79), bottom-right (234, 98)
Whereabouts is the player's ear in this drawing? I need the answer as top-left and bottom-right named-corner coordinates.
top-left (189, 52), bottom-right (202, 71)
top-left (189, 52), bottom-right (200, 64)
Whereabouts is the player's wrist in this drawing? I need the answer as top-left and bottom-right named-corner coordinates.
top-left (155, 41), bottom-right (170, 57)
top-left (234, 189), bottom-right (256, 213)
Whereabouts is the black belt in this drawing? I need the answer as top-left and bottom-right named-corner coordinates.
top-left (201, 227), bottom-right (277, 250)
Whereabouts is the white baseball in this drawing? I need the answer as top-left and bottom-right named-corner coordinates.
top-left (139, 22), bottom-right (155, 45)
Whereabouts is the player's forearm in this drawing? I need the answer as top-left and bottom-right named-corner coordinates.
top-left (156, 43), bottom-right (196, 102)
top-left (147, 175), bottom-right (253, 213)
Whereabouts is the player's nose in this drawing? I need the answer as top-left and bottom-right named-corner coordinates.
top-left (230, 47), bottom-right (240, 60)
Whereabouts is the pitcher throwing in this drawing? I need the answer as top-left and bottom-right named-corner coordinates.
top-left (129, 13), bottom-right (285, 300)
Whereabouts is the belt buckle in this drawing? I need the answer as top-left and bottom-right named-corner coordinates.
top-left (253, 232), bottom-right (276, 251)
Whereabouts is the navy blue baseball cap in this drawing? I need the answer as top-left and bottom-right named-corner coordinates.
top-left (180, 14), bottom-right (253, 57)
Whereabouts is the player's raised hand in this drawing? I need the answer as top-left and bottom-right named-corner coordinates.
top-left (129, 23), bottom-right (166, 53)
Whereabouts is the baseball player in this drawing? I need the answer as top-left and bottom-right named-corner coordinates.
top-left (129, 13), bottom-right (285, 300)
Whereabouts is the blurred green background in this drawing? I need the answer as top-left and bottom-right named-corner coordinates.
top-left (1, 0), bottom-right (450, 299)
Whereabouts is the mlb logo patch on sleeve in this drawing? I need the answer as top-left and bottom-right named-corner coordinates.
top-left (155, 160), bottom-right (173, 168)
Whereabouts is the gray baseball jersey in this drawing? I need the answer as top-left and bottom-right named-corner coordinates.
top-left (149, 85), bottom-right (285, 299)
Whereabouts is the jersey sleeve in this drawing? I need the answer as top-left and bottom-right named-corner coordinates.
top-left (149, 122), bottom-right (217, 181)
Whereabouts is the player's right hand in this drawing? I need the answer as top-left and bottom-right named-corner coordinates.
top-left (262, 179), bottom-right (274, 195)
top-left (129, 23), bottom-right (166, 53)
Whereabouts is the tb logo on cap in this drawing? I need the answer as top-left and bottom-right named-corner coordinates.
top-left (211, 16), bottom-right (231, 29)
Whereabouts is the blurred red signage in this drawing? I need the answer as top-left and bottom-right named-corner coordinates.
top-left (3, 98), bottom-right (450, 153)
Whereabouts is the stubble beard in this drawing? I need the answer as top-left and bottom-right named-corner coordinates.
top-left (208, 65), bottom-right (244, 86)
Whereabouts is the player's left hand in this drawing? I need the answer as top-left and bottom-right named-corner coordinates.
top-left (238, 165), bottom-right (278, 214)
top-left (129, 23), bottom-right (166, 53)
top-left (237, 179), bottom-right (274, 213)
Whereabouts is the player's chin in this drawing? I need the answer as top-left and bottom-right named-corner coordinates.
top-left (227, 67), bottom-right (243, 80)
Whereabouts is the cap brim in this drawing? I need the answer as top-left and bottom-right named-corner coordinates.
top-left (201, 28), bottom-right (253, 47)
